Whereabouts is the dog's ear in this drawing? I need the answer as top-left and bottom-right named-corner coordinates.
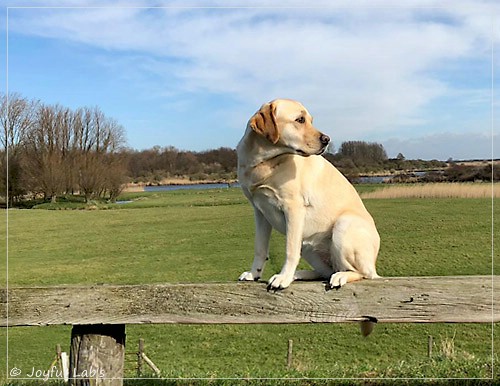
top-left (249, 102), bottom-right (279, 144)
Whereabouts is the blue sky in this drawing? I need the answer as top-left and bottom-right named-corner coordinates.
top-left (1, 0), bottom-right (499, 160)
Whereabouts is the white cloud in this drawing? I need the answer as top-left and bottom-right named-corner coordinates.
top-left (6, 1), bottom-right (499, 158)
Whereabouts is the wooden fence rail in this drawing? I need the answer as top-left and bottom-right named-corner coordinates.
top-left (2, 276), bottom-right (498, 326)
top-left (1, 275), bottom-right (498, 385)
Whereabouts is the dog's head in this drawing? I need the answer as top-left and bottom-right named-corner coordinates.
top-left (248, 99), bottom-right (330, 156)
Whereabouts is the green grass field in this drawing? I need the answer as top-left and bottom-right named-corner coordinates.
top-left (1, 187), bottom-right (498, 384)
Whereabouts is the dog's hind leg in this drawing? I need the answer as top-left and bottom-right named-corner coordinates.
top-left (295, 245), bottom-right (334, 281)
top-left (328, 214), bottom-right (380, 289)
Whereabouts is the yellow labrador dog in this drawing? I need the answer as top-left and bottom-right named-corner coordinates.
top-left (237, 99), bottom-right (380, 290)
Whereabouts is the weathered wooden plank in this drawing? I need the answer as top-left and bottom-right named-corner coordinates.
top-left (1, 276), bottom-right (498, 326)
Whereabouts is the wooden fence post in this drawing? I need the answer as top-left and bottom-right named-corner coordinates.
top-left (137, 338), bottom-right (144, 377)
top-left (69, 324), bottom-right (126, 386)
top-left (287, 339), bottom-right (293, 370)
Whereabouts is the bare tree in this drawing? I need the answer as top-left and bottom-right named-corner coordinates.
top-left (24, 104), bottom-right (69, 202)
top-left (75, 107), bottom-right (126, 202)
top-left (103, 153), bottom-right (128, 202)
top-left (0, 93), bottom-right (129, 205)
top-left (0, 93), bottom-right (38, 150)
top-left (0, 93), bottom-right (39, 204)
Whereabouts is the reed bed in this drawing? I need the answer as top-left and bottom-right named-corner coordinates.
top-left (361, 182), bottom-right (500, 199)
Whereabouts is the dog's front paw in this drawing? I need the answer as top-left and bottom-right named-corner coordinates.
top-left (238, 271), bottom-right (260, 281)
top-left (267, 274), bottom-right (293, 291)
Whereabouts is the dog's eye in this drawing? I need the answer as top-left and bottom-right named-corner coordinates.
top-left (295, 117), bottom-right (305, 124)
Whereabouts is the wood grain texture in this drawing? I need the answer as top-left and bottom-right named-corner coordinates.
top-left (1, 276), bottom-right (498, 327)
top-left (69, 324), bottom-right (125, 386)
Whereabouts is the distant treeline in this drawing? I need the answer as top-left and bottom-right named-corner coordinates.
top-left (1, 94), bottom-right (240, 204)
top-left (2, 94), bottom-right (126, 205)
top-left (124, 146), bottom-right (237, 184)
top-left (117, 141), bottom-right (450, 186)
top-left (2, 93), bottom-right (497, 206)
top-left (323, 141), bottom-right (447, 179)
top-left (326, 142), bottom-right (499, 183)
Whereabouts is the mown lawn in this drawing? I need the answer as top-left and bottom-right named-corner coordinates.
top-left (1, 187), bottom-right (498, 383)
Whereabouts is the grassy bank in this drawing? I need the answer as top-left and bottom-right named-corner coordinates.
top-left (362, 182), bottom-right (500, 199)
top-left (1, 187), bottom-right (498, 383)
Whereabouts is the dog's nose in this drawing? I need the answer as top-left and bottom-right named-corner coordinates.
top-left (320, 134), bottom-right (330, 146)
